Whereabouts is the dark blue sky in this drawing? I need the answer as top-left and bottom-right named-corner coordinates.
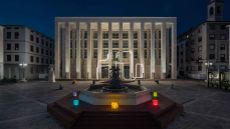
top-left (0, 0), bottom-right (229, 38)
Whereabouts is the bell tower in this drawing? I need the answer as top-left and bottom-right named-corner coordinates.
top-left (207, 0), bottom-right (224, 21)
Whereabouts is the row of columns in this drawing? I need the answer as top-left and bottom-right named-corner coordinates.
top-left (55, 21), bottom-right (177, 79)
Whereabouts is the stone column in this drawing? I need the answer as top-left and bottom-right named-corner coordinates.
top-left (65, 23), bottom-right (71, 79)
top-left (171, 23), bottom-right (177, 79)
top-left (76, 22), bottom-right (81, 79)
top-left (87, 22), bottom-right (92, 79)
top-left (227, 25), bottom-right (230, 67)
top-left (0, 26), bottom-right (4, 80)
top-left (54, 22), bottom-right (60, 79)
top-left (119, 22), bottom-right (124, 79)
top-left (139, 22), bottom-right (145, 78)
top-left (97, 22), bottom-right (102, 80)
top-left (109, 22), bottom-right (112, 70)
top-left (161, 23), bottom-right (167, 79)
top-left (129, 22), bottom-right (134, 78)
top-left (150, 22), bottom-right (156, 79)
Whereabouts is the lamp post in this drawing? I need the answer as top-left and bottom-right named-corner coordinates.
top-left (205, 61), bottom-right (213, 87)
top-left (19, 62), bottom-right (28, 82)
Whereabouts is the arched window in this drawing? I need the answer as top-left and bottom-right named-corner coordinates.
top-left (210, 7), bottom-right (214, 16)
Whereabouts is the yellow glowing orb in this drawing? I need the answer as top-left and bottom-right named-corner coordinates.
top-left (111, 102), bottom-right (119, 109)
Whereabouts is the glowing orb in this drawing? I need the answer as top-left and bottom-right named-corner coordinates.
top-left (111, 102), bottom-right (119, 109)
top-left (152, 99), bottom-right (159, 107)
top-left (153, 91), bottom-right (158, 98)
top-left (73, 99), bottom-right (79, 106)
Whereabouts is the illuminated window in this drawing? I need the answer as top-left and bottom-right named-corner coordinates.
top-left (133, 40), bottom-right (138, 48)
top-left (103, 50), bottom-right (108, 58)
top-left (103, 32), bottom-right (109, 39)
top-left (93, 50), bottom-right (98, 58)
top-left (122, 40), bottom-right (128, 48)
top-left (134, 50), bottom-right (138, 58)
top-left (122, 32), bottom-right (128, 39)
top-left (103, 40), bottom-right (109, 48)
top-left (112, 32), bottom-right (119, 39)
top-left (112, 40), bottom-right (119, 48)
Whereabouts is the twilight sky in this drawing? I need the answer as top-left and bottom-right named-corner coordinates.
top-left (0, 0), bottom-right (229, 38)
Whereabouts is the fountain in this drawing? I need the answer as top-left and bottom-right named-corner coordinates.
top-left (47, 59), bottom-right (183, 129)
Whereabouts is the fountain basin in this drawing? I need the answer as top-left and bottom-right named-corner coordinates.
top-left (79, 85), bottom-right (151, 105)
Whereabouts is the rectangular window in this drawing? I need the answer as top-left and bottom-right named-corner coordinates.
top-left (103, 32), bottom-right (109, 39)
top-left (209, 34), bottom-right (215, 40)
top-left (15, 55), bottom-right (19, 62)
top-left (30, 45), bottom-right (34, 52)
top-left (36, 57), bottom-right (39, 63)
top-left (30, 35), bottom-right (34, 41)
top-left (133, 40), bottom-right (138, 48)
top-left (36, 47), bottom-right (39, 53)
top-left (31, 67), bottom-right (34, 74)
top-left (84, 40), bottom-right (88, 48)
top-left (30, 56), bottom-right (34, 62)
top-left (41, 49), bottom-right (44, 54)
top-left (198, 37), bottom-right (202, 42)
top-left (112, 40), bottom-right (119, 48)
top-left (84, 32), bottom-right (88, 39)
top-left (112, 32), bottom-right (119, 39)
top-left (220, 54), bottom-right (225, 62)
top-left (93, 32), bottom-right (98, 39)
top-left (122, 32), bottom-right (128, 39)
top-left (15, 44), bottom-right (19, 50)
top-left (133, 32), bottom-right (138, 39)
top-left (134, 50), bottom-right (138, 58)
top-left (144, 40), bottom-right (148, 48)
top-left (14, 32), bottom-right (19, 39)
top-left (198, 46), bottom-right (202, 52)
top-left (103, 40), bottom-right (109, 48)
top-left (122, 40), bottom-right (128, 48)
top-left (144, 50), bottom-right (148, 58)
top-left (36, 37), bottom-right (39, 43)
top-left (93, 40), bottom-right (98, 48)
top-left (7, 44), bottom-right (11, 50)
top-left (84, 50), bottom-right (87, 58)
top-left (123, 52), bottom-right (128, 58)
top-left (93, 50), bottom-right (98, 58)
top-left (220, 44), bottom-right (225, 50)
top-left (46, 50), bottom-right (48, 55)
top-left (209, 54), bottom-right (215, 60)
top-left (7, 32), bottom-right (11, 39)
top-left (144, 32), bottom-right (148, 39)
top-left (6, 55), bottom-right (11, 61)
top-left (112, 50), bottom-right (119, 59)
top-left (103, 50), bottom-right (108, 58)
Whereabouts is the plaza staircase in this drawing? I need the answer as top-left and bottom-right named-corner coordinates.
top-left (72, 112), bottom-right (161, 129)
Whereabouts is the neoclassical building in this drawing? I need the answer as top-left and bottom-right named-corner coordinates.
top-left (55, 17), bottom-right (177, 80)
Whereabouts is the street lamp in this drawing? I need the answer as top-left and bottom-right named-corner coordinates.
top-left (205, 61), bottom-right (213, 87)
top-left (19, 62), bottom-right (28, 82)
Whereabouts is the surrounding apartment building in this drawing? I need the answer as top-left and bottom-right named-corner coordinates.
top-left (177, 0), bottom-right (230, 79)
top-left (55, 17), bottom-right (177, 80)
top-left (2, 25), bottom-right (54, 80)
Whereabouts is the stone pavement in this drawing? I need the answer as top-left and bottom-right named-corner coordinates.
top-left (0, 80), bottom-right (230, 129)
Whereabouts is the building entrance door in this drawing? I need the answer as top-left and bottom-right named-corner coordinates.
top-left (101, 66), bottom-right (109, 79)
top-left (124, 65), bottom-right (130, 79)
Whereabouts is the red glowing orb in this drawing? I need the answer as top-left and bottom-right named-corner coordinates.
top-left (152, 99), bottom-right (159, 106)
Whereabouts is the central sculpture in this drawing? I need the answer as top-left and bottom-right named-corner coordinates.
top-left (102, 65), bottom-right (128, 92)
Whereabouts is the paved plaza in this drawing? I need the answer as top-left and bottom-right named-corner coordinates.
top-left (0, 80), bottom-right (230, 129)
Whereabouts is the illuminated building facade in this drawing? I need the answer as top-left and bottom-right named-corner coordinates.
top-left (55, 17), bottom-right (177, 80)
